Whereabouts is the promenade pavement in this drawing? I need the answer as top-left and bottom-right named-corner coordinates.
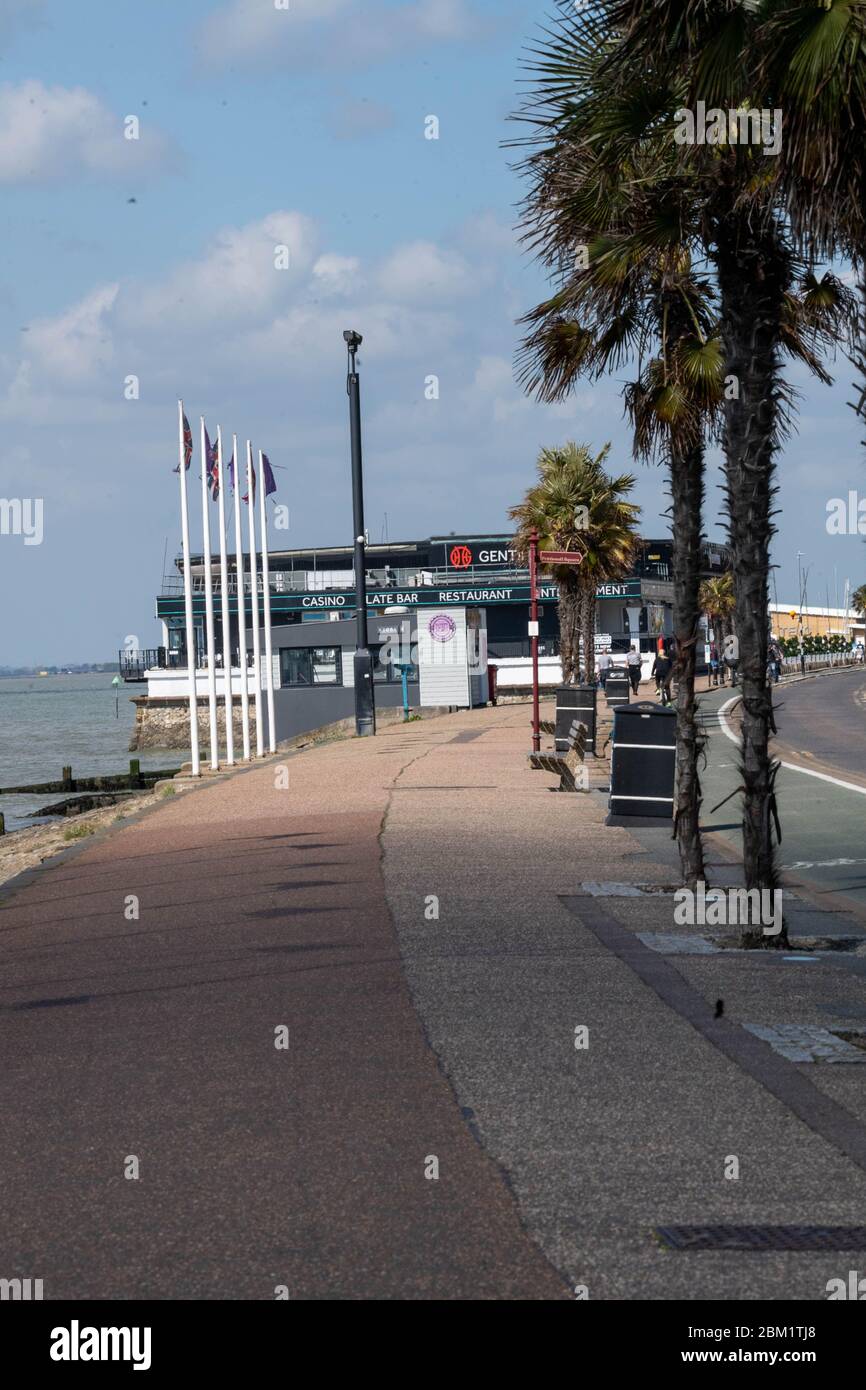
top-left (3, 694), bottom-right (866, 1300)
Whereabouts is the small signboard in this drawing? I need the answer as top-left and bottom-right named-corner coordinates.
top-left (527, 620), bottom-right (539, 637)
top-left (539, 550), bottom-right (583, 565)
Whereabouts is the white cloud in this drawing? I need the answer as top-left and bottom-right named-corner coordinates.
top-left (377, 240), bottom-right (479, 302)
top-left (312, 254), bottom-right (363, 297)
top-left (0, 80), bottom-right (177, 184)
top-left (132, 212), bottom-right (318, 327)
top-left (200, 0), bottom-right (485, 71)
top-left (0, 212), bottom-right (505, 422)
top-left (26, 283), bottom-right (118, 382)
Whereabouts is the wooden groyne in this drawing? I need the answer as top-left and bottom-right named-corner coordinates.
top-left (0, 759), bottom-right (180, 796)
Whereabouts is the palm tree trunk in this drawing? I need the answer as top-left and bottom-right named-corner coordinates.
top-left (670, 438), bottom-right (706, 888)
top-left (558, 575), bottom-right (581, 683)
top-left (714, 204), bottom-right (790, 941)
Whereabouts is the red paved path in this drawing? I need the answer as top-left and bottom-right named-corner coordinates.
top-left (0, 714), bottom-right (568, 1300)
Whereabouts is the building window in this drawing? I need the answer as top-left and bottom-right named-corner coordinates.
top-left (371, 644), bottom-right (418, 683)
top-left (279, 646), bottom-right (342, 687)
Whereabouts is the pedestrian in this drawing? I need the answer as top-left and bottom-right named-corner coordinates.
top-left (768, 639), bottom-right (783, 683)
top-left (596, 649), bottom-right (612, 689)
top-left (709, 641), bottom-right (720, 687)
top-left (651, 648), bottom-right (673, 706)
top-left (626, 646), bottom-right (642, 695)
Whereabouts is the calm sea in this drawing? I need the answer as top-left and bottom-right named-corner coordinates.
top-left (0, 673), bottom-right (188, 832)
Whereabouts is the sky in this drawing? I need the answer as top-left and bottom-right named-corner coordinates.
top-left (0, 0), bottom-right (863, 665)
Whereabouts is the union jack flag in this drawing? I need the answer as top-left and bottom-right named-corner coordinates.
top-left (205, 427), bottom-right (219, 501)
top-left (174, 412), bottom-right (193, 473)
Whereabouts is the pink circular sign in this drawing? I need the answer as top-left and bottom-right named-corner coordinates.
top-left (428, 614), bottom-right (457, 643)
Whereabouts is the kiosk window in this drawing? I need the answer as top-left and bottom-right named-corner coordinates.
top-left (280, 646), bottom-right (342, 687)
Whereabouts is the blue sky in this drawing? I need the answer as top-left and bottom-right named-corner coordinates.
top-left (0, 0), bottom-right (863, 664)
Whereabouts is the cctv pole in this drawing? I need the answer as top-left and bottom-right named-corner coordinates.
top-left (345, 330), bottom-right (376, 736)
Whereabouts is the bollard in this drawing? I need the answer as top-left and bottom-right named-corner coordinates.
top-left (0, 811), bottom-right (5, 836)
top-left (605, 670), bottom-right (631, 711)
top-left (129, 758), bottom-right (142, 788)
top-left (62, 765), bottom-right (73, 790)
top-left (556, 684), bottom-right (597, 755)
top-left (606, 701), bottom-right (676, 825)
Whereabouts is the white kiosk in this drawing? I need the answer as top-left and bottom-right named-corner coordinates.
top-left (416, 606), bottom-right (488, 708)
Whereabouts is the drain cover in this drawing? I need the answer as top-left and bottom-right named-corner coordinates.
top-left (655, 1225), bottom-right (866, 1252)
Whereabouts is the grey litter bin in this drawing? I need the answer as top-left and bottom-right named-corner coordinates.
top-left (555, 683), bottom-right (597, 755)
top-left (605, 669), bottom-right (630, 711)
top-left (605, 701), bottom-right (676, 825)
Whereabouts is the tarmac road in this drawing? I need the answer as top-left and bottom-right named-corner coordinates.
top-left (699, 668), bottom-right (866, 912)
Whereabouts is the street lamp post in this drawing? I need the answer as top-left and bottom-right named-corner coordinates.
top-left (529, 528), bottom-right (540, 753)
top-left (344, 330), bottom-right (376, 737)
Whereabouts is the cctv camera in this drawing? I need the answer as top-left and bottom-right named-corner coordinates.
top-left (343, 329), bottom-right (363, 348)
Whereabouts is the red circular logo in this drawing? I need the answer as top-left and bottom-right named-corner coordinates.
top-left (450, 545), bottom-right (472, 568)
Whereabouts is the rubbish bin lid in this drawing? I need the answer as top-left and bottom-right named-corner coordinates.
top-left (615, 700), bottom-right (675, 717)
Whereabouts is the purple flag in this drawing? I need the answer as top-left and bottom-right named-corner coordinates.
top-left (261, 453), bottom-right (277, 497)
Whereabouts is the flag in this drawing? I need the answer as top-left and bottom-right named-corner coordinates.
top-left (261, 453), bottom-right (277, 497)
top-left (174, 412), bottom-right (193, 473)
top-left (205, 427), bottom-right (219, 500)
top-left (242, 463), bottom-right (256, 505)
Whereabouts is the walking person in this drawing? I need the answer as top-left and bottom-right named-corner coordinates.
top-left (651, 646), bottom-right (673, 706)
top-left (596, 649), bottom-right (612, 690)
top-left (768, 638), bottom-right (783, 684)
top-left (708, 640), bottom-right (720, 688)
top-left (724, 636), bottom-right (739, 688)
top-left (626, 646), bottom-right (642, 695)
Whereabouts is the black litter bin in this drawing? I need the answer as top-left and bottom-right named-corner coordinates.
top-left (605, 669), bottom-right (630, 711)
top-left (606, 701), bottom-right (676, 825)
top-left (555, 683), bottom-right (597, 755)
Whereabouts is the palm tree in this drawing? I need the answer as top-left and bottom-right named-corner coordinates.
top-left (511, 6), bottom-right (725, 885)
top-left (755, 2), bottom-right (866, 453)
top-left (575, 0), bottom-right (858, 925)
top-left (699, 573), bottom-right (735, 648)
top-left (510, 442), bottom-right (640, 683)
top-left (852, 584), bottom-right (866, 620)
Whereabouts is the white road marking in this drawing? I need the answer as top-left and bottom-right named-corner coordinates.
top-left (782, 857), bottom-right (866, 871)
top-left (717, 696), bottom-right (866, 798)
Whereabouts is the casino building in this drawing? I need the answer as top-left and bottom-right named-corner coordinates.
top-left (125, 533), bottom-right (730, 746)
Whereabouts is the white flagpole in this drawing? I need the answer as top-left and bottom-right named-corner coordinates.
top-left (200, 418), bottom-right (220, 770)
top-left (216, 426), bottom-right (234, 766)
top-left (258, 449), bottom-right (277, 754)
top-left (246, 439), bottom-right (265, 757)
top-left (232, 433), bottom-right (251, 760)
top-left (178, 401), bottom-right (200, 777)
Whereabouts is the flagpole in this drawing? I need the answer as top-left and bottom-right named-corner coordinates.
top-left (246, 439), bottom-right (265, 757)
top-left (232, 433), bottom-right (251, 760)
top-left (258, 449), bottom-right (277, 754)
top-left (178, 401), bottom-right (200, 777)
top-left (200, 418), bottom-right (220, 770)
top-left (216, 426), bottom-right (234, 766)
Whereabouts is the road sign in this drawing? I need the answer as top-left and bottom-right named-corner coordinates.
top-left (540, 550), bottom-right (583, 565)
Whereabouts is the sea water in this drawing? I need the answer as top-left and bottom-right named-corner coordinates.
top-left (0, 673), bottom-right (187, 831)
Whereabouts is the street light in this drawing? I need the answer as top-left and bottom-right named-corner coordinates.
top-left (344, 330), bottom-right (376, 737)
